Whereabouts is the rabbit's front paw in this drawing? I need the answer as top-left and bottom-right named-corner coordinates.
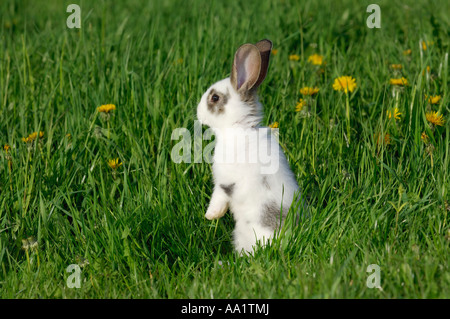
top-left (205, 202), bottom-right (228, 220)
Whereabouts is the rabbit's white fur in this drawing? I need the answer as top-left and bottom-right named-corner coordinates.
top-left (197, 40), bottom-right (301, 254)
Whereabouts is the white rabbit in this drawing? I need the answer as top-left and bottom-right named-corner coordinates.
top-left (197, 39), bottom-right (302, 254)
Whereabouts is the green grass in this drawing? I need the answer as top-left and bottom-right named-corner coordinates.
top-left (0, 0), bottom-right (449, 298)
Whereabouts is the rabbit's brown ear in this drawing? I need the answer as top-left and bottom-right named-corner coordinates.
top-left (253, 39), bottom-right (273, 88)
top-left (230, 40), bottom-right (273, 94)
top-left (230, 43), bottom-right (262, 93)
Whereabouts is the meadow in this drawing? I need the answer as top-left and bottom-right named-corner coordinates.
top-left (0, 0), bottom-right (449, 298)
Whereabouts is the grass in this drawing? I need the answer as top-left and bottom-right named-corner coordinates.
top-left (0, 0), bottom-right (449, 298)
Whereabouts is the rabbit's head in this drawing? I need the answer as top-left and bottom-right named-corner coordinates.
top-left (197, 39), bottom-right (272, 130)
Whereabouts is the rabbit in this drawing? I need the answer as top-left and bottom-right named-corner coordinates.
top-left (197, 39), bottom-right (302, 254)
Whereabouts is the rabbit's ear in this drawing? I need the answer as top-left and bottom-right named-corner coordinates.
top-left (230, 43), bottom-right (262, 93)
top-left (230, 40), bottom-right (273, 93)
top-left (253, 39), bottom-right (273, 88)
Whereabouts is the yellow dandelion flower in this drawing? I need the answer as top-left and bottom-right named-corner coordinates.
top-left (4, 144), bottom-right (10, 153)
top-left (386, 107), bottom-right (402, 120)
top-left (307, 54), bottom-right (325, 66)
top-left (426, 111), bottom-right (445, 126)
top-left (97, 104), bottom-right (116, 113)
top-left (269, 122), bottom-right (279, 129)
top-left (421, 132), bottom-right (429, 144)
top-left (271, 49), bottom-right (278, 56)
top-left (425, 95), bottom-right (441, 104)
top-left (422, 66), bottom-right (431, 76)
top-left (390, 77), bottom-right (408, 86)
top-left (295, 99), bottom-right (307, 112)
top-left (421, 41), bottom-right (433, 51)
top-left (107, 158), bottom-right (123, 170)
top-left (332, 76), bottom-right (357, 93)
top-left (289, 54), bottom-right (300, 61)
top-left (403, 49), bottom-right (412, 55)
top-left (390, 64), bottom-right (402, 70)
top-left (299, 87), bottom-right (319, 96)
top-left (22, 131), bottom-right (44, 143)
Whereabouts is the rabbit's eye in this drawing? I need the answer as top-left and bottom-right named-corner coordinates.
top-left (211, 94), bottom-right (220, 102)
